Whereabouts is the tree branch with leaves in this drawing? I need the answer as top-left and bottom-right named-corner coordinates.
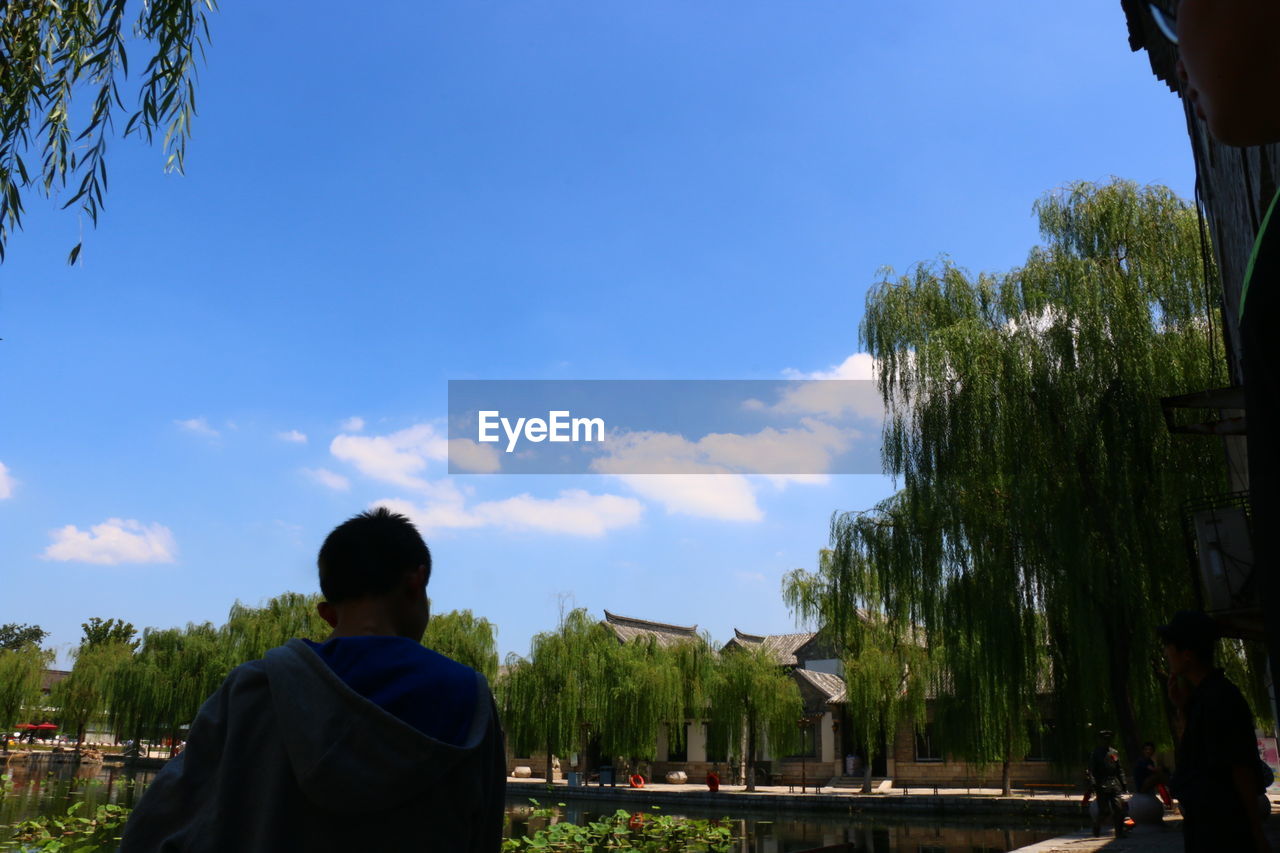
top-left (0, 0), bottom-right (216, 263)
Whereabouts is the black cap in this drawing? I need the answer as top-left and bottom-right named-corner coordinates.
top-left (1157, 610), bottom-right (1219, 648)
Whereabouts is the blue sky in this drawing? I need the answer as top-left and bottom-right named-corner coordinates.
top-left (1, 0), bottom-right (1193, 666)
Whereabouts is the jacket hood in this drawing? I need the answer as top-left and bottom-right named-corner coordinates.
top-left (262, 638), bottom-right (493, 815)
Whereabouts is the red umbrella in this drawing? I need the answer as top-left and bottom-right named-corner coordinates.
top-left (14, 723), bottom-right (36, 730)
top-left (33, 723), bottom-right (58, 730)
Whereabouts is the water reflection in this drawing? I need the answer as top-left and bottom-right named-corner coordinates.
top-left (1, 753), bottom-right (154, 832)
top-left (505, 799), bottom-right (1064, 852)
top-left (3, 757), bottom-right (1066, 852)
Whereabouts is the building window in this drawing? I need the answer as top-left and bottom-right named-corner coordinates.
top-left (915, 723), bottom-right (943, 762)
top-left (1024, 720), bottom-right (1055, 762)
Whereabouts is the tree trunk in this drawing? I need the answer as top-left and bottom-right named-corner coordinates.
top-left (745, 718), bottom-right (757, 792)
top-left (861, 761), bottom-right (873, 794)
top-left (1104, 622), bottom-right (1142, 765)
top-left (545, 737), bottom-right (554, 784)
top-left (1001, 720), bottom-right (1014, 796)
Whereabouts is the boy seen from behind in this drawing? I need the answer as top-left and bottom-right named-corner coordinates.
top-left (121, 508), bottom-right (505, 852)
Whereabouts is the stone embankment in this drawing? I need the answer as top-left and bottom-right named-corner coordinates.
top-left (507, 777), bottom-right (1085, 817)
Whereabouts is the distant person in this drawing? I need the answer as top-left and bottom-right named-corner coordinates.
top-left (1087, 729), bottom-right (1129, 837)
top-left (706, 767), bottom-right (720, 793)
top-left (1160, 609), bottom-right (1269, 852)
top-left (1134, 741), bottom-right (1173, 808)
top-left (120, 508), bottom-right (506, 852)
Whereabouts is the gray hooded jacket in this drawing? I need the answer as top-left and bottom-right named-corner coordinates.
top-left (119, 639), bottom-right (505, 852)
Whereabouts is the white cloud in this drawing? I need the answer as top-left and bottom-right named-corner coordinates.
top-left (0, 461), bottom-right (15, 499)
top-left (773, 354), bottom-right (885, 420)
top-left (472, 490), bottom-right (643, 537)
top-left (374, 488), bottom-right (644, 538)
top-left (696, 420), bottom-right (856, 473)
top-left (42, 519), bottom-right (176, 565)
top-left (590, 422), bottom-right (854, 478)
top-left (277, 430), bottom-right (308, 444)
top-left (613, 474), bottom-right (762, 522)
top-left (341, 416), bottom-right (365, 432)
top-left (587, 427), bottom-right (853, 521)
top-left (304, 468), bottom-right (351, 491)
top-left (770, 381), bottom-right (885, 420)
top-left (785, 352), bottom-right (877, 380)
top-left (330, 424), bottom-right (448, 490)
top-left (448, 438), bottom-right (501, 474)
top-left (175, 417), bottom-right (219, 438)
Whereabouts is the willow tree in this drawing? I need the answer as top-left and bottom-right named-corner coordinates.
top-left (706, 644), bottom-right (803, 792)
top-left (847, 179), bottom-right (1247, 764)
top-left (499, 608), bottom-right (617, 782)
top-left (595, 635), bottom-right (686, 771)
top-left (54, 638), bottom-right (135, 752)
top-left (223, 591), bottom-right (328, 664)
top-left (785, 547), bottom-right (931, 793)
top-left (931, 571), bottom-right (1047, 795)
top-left (423, 609), bottom-right (499, 684)
top-left (664, 632), bottom-right (719, 761)
top-left (109, 622), bottom-right (229, 753)
top-left (0, 0), bottom-right (216, 262)
top-left (0, 643), bottom-right (50, 752)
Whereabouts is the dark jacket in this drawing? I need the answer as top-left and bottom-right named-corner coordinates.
top-left (119, 639), bottom-right (505, 852)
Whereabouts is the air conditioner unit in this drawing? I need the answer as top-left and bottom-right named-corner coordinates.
top-left (1192, 505), bottom-right (1256, 613)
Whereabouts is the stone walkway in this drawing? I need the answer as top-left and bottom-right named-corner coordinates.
top-left (1012, 802), bottom-right (1280, 852)
top-left (508, 777), bottom-right (1087, 816)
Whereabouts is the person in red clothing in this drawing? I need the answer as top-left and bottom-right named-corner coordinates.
top-left (705, 768), bottom-right (720, 793)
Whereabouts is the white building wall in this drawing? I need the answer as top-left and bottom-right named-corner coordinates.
top-left (686, 721), bottom-right (707, 762)
top-left (804, 658), bottom-right (844, 677)
top-left (819, 711), bottom-right (836, 763)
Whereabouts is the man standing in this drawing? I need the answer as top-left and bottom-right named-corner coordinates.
top-left (1088, 729), bottom-right (1129, 838)
top-left (121, 508), bottom-right (506, 852)
top-left (1153, 0), bottom-right (1280, 741)
top-left (1160, 610), bottom-right (1268, 853)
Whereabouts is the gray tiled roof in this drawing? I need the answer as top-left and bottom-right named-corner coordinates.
top-left (724, 628), bottom-right (817, 666)
top-left (793, 668), bottom-right (847, 704)
top-left (603, 610), bottom-right (699, 647)
top-left (40, 669), bottom-right (71, 693)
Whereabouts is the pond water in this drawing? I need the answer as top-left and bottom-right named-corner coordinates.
top-left (2, 756), bottom-right (1076, 851)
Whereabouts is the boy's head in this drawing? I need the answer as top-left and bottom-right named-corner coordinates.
top-left (316, 507), bottom-right (432, 639)
top-left (1158, 609), bottom-right (1218, 673)
top-left (1164, 0), bottom-right (1280, 146)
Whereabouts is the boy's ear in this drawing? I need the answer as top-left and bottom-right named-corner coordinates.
top-left (317, 600), bottom-right (338, 628)
top-left (405, 564), bottom-right (428, 593)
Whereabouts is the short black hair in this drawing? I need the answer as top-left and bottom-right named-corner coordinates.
top-left (1143, 741), bottom-right (1156, 750)
top-left (317, 507), bottom-right (431, 603)
top-left (1157, 609), bottom-right (1218, 665)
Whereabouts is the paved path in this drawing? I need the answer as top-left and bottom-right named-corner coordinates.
top-left (508, 777), bottom-right (1087, 817)
top-left (1012, 799), bottom-right (1280, 852)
